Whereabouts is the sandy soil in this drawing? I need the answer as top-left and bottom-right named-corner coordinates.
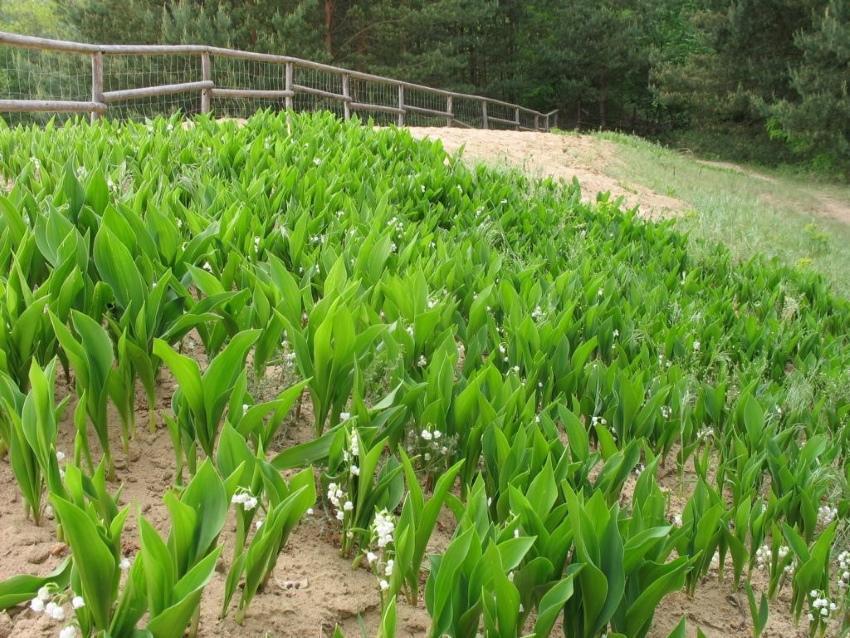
top-left (408, 128), bottom-right (685, 220)
top-left (0, 127), bottom-right (828, 637)
top-left (411, 128), bottom-right (850, 228)
top-left (0, 361), bottom-right (814, 638)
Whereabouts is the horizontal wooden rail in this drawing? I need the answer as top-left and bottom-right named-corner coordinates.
top-left (404, 104), bottom-right (453, 118)
top-left (0, 30), bottom-right (557, 128)
top-left (103, 80), bottom-right (213, 103)
top-left (349, 102), bottom-right (404, 115)
top-left (210, 88), bottom-right (295, 100)
top-left (0, 99), bottom-right (107, 113)
top-left (291, 84), bottom-right (348, 102)
top-left (487, 115), bottom-right (521, 127)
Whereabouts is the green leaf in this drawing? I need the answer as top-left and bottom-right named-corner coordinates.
top-left (93, 225), bottom-right (146, 313)
top-left (51, 496), bottom-right (116, 630)
top-left (0, 559), bottom-right (71, 610)
top-left (533, 564), bottom-right (582, 637)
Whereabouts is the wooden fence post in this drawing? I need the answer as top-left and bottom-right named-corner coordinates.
top-left (200, 52), bottom-right (211, 113)
top-left (0, 31), bottom-right (558, 131)
top-left (90, 51), bottom-right (103, 122)
top-left (342, 74), bottom-right (350, 120)
top-left (285, 62), bottom-right (293, 110)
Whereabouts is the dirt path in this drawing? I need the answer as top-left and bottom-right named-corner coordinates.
top-left (408, 128), bottom-right (685, 219)
top-left (696, 159), bottom-right (850, 226)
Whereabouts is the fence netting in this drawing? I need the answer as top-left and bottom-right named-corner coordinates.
top-left (0, 46), bottom-right (89, 125)
top-left (0, 41), bottom-right (550, 130)
top-left (104, 54), bottom-right (200, 121)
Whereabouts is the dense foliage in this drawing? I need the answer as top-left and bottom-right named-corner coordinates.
top-left (0, 112), bottom-right (848, 636)
top-left (2, 0), bottom-right (845, 171)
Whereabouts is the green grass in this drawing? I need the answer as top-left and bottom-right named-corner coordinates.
top-left (594, 131), bottom-right (850, 298)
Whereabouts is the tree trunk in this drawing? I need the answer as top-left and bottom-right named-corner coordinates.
top-left (599, 73), bottom-right (608, 129)
top-left (324, 0), bottom-right (335, 57)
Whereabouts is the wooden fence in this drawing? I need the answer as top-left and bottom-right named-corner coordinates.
top-left (0, 31), bottom-right (558, 131)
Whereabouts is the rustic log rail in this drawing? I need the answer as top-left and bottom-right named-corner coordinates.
top-left (0, 31), bottom-right (559, 130)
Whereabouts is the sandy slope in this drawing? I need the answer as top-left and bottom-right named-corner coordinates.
top-left (408, 128), bottom-right (685, 219)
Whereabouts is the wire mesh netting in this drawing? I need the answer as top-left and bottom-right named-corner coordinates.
top-left (0, 43), bottom-right (549, 130)
top-left (486, 101), bottom-right (518, 130)
top-left (0, 46), bottom-right (90, 125)
top-left (519, 110), bottom-right (538, 130)
top-left (291, 65), bottom-right (344, 120)
top-left (209, 56), bottom-right (287, 119)
top-left (452, 96), bottom-right (484, 128)
top-left (104, 54), bottom-right (201, 120)
top-left (404, 86), bottom-right (452, 127)
top-left (349, 77), bottom-right (399, 126)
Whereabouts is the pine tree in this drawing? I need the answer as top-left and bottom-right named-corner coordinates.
top-left (770, 0), bottom-right (850, 171)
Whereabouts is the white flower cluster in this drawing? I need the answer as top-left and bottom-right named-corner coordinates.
top-left (231, 490), bottom-right (259, 511)
top-left (327, 482), bottom-right (352, 522)
top-left (374, 509), bottom-right (395, 549)
top-left (692, 340), bottom-right (701, 352)
top-left (31, 586), bottom-right (85, 636)
top-left (417, 354), bottom-right (428, 368)
top-left (836, 551), bottom-right (850, 591)
top-left (590, 415), bottom-right (607, 427)
top-left (755, 544), bottom-right (792, 572)
top-left (413, 425), bottom-right (453, 464)
top-left (368, 509), bottom-right (396, 592)
top-left (660, 405), bottom-right (672, 420)
top-left (658, 354), bottom-right (672, 368)
top-left (343, 431), bottom-right (360, 476)
top-left (56, 449), bottom-right (68, 479)
top-left (279, 336), bottom-right (297, 369)
top-left (30, 587), bottom-right (66, 619)
top-left (387, 216), bottom-right (405, 237)
top-left (697, 427), bottom-right (714, 442)
top-left (755, 544), bottom-right (770, 569)
top-left (531, 305), bottom-right (546, 321)
top-left (818, 504), bottom-right (838, 526)
top-left (807, 590), bottom-right (837, 622)
top-left (783, 557), bottom-right (797, 575)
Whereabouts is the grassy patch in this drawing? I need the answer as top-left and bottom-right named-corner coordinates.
top-left (595, 131), bottom-right (850, 297)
